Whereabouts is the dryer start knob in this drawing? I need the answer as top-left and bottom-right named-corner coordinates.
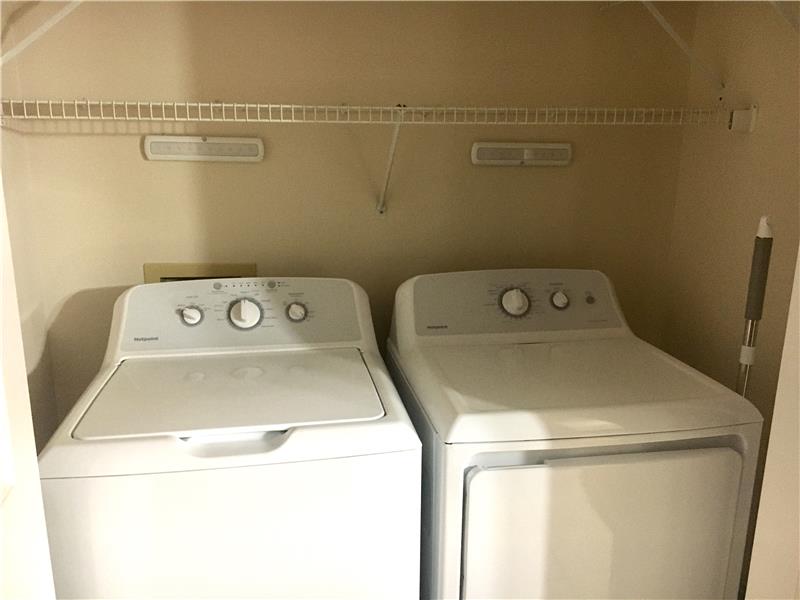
top-left (229, 298), bottom-right (262, 329)
top-left (500, 288), bottom-right (530, 317)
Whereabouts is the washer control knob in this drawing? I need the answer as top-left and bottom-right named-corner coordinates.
top-left (180, 306), bottom-right (203, 326)
top-left (500, 288), bottom-right (530, 317)
top-left (551, 290), bottom-right (570, 310)
top-left (229, 298), bottom-right (261, 329)
top-left (286, 302), bottom-right (308, 322)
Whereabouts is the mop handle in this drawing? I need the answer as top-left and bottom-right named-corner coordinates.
top-left (736, 216), bottom-right (773, 397)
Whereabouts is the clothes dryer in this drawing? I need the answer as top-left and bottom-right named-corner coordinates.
top-left (387, 268), bottom-right (761, 600)
top-left (40, 277), bottom-right (420, 599)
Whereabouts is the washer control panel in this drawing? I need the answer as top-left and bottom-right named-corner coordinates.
top-left (412, 269), bottom-right (624, 336)
top-left (120, 277), bottom-right (362, 352)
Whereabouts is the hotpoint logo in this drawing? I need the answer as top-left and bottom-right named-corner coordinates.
top-left (133, 336), bottom-right (159, 342)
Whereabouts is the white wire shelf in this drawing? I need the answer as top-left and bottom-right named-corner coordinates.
top-left (0, 99), bottom-right (731, 126)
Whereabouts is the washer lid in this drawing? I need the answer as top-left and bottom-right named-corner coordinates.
top-left (73, 348), bottom-right (385, 440)
top-left (397, 337), bottom-right (762, 443)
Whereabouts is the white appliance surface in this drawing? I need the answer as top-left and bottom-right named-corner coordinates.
top-left (411, 337), bottom-right (760, 442)
top-left (463, 447), bottom-right (742, 599)
top-left (74, 348), bottom-right (384, 440)
top-left (44, 450), bottom-right (419, 600)
top-left (387, 268), bottom-right (762, 600)
top-left (40, 276), bottom-right (420, 599)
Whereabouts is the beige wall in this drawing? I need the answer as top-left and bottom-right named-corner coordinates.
top-left (662, 3), bottom-right (799, 585)
top-left (664, 1), bottom-right (798, 460)
top-left (2, 1), bottom-right (696, 449)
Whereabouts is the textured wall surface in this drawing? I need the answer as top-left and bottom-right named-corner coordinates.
top-left (2, 2), bottom-right (695, 448)
top-left (665, 1), bottom-right (798, 452)
top-left (3, 3), bottom-right (798, 592)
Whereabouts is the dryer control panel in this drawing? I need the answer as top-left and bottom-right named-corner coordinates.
top-left (405, 269), bottom-right (626, 338)
top-left (116, 277), bottom-right (364, 354)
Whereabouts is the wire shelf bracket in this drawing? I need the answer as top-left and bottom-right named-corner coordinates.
top-left (376, 122), bottom-right (401, 214)
top-left (641, 1), bottom-right (727, 98)
top-left (0, 2), bottom-right (82, 66)
top-left (376, 106), bottom-right (405, 214)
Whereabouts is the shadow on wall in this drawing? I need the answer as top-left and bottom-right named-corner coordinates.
top-left (36, 285), bottom-right (130, 451)
top-left (26, 348), bottom-right (58, 454)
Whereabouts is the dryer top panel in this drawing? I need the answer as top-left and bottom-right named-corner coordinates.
top-left (388, 269), bottom-right (761, 443)
top-left (393, 337), bottom-right (761, 443)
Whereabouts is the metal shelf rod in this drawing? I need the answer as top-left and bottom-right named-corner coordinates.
top-left (0, 99), bottom-right (732, 127)
top-left (376, 123), bottom-right (402, 215)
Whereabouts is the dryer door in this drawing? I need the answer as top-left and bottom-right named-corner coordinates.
top-left (462, 447), bottom-right (742, 599)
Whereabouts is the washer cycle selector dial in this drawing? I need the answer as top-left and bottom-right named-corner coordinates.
top-left (286, 302), bottom-right (308, 322)
top-left (228, 298), bottom-right (262, 329)
top-left (180, 306), bottom-right (203, 326)
top-left (550, 290), bottom-right (570, 310)
top-left (500, 288), bottom-right (530, 317)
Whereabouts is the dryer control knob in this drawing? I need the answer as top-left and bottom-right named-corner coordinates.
top-left (551, 290), bottom-right (570, 310)
top-left (286, 302), bottom-right (308, 322)
top-left (180, 306), bottom-right (203, 326)
top-left (229, 298), bottom-right (262, 329)
top-left (500, 288), bottom-right (530, 317)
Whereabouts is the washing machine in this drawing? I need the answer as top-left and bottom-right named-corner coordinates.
top-left (39, 276), bottom-right (420, 599)
top-left (387, 268), bottom-right (762, 600)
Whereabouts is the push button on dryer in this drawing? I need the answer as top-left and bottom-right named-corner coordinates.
top-left (286, 302), bottom-right (308, 322)
top-left (550, 290), bottom-right (570, 310)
